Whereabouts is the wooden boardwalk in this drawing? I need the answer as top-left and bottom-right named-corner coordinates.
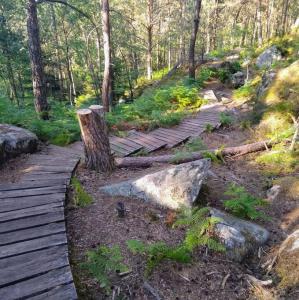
top-left (0, 145), bottom-right (79, 300)
top-left (110, 102), bottom-right (226, 156)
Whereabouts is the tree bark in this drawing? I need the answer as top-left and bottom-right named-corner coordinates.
top-left (27, 0), bottom-right (49, 119)
top-left (257, 0), bottom-right (263, 47)
top-left (188, 0), bottom-right (202, 79)
top-left (101, 0), bottom-right (112, 112)
top-left (115, 140), bottom-right (275, 168)
top-left (146, 0), bottom-right (153, 80)
top-left (77, 105), bottom-right (114, 172)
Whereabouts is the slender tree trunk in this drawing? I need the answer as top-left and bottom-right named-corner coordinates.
top-left (101, 0), bottom-right (112, 112)
top-left (188, 0), bottom-right (202, 79)
top-left (281, 0), bottom-right (290, 35)
top-left (257, 0), bottom-right (263, 47)
top-left (27, 0), bottom-right (49, 119)
top-left (146, 0), bottom-right (153, 80)
top-left (6, 59), bottom-right (19, 106)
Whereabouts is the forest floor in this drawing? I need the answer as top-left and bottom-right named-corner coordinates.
top-left (66, 85), bottom-right (298, 299)
top-left (0, 80), bottom-right (297, 299)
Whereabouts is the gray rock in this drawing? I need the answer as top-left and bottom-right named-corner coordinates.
top-left (221, 97), bottom-right (233, 104)
top-left (256, 46), bottom-right (282, 69)
top-left (231, 71), bottom-right (245, 88)
top-left (267, 185), bottom-right (281, 202)
top-left (257, 70), bottom-right (276, 98)
top-left (100, 159), bottom-right (211, 209)
top-left (210, 208), bottom-right (269, 262)
top-left (0, 124), bottom-right (38, 164)
top-left (200, 89), bottom-right (219, 103)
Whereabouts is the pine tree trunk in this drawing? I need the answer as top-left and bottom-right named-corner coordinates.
top-left (146, 0), bottom-right (153, 80)
top-left (188, 0), bottom-right (202, 79)
top-left (27, 0), bottom-right (49, 120)
top-left (101, 0), bottom-right (112, 112)
top-left (257, 0), bottom-right (263, 47)
top-left (77, 105), bottom-right (114, 172)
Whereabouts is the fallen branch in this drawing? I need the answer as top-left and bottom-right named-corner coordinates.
top-left (115, 140), bottom-right (274, 168)
top-left (143, 281), bottom-right (161, 300)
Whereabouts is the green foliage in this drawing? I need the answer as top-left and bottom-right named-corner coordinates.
top-left (205, 123), bottom-right (213, 133)
top-left (82, 245), bottom-right (129, 293)
top-left (232, 84), bottom-right (256, 103)
top-left (174, 207), bottom-right (225, 252)
top-left (202, 151), bottom-right (222, 163)
top-left (0, 97), bottom-right (80, 146)
top-left (71, 177), bottom-right (93, 207)
top-left (107, 81), bottom-right (205, 131)
top-left (185, 137), bottom-right (207, 152)
top-left (220, 112), bottom-right (233, 127)
top-left (127, 240), bottom-right (191, 276)
top-left (255, 146), bottom-right (299, 175)
top-left (171, 150), bottom-right (193, 164)
top-left (223, 184), bottom-right (269, 220)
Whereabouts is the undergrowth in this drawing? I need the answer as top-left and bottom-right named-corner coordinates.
top-left (82, 245), bottom-right (128, 294)
top-left (223, 184), bottom-right (269, 220)
top-left (71, 177), bottom-right (93, 207)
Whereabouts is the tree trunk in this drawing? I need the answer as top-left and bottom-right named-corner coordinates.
top-left (101, 0), bottom-right (112, 112)
top-left (77, 105), bottom-right (114, 172)
top-left (27, 0), bottom-right (49, 119)
top-left (257, 0), bottom-right (263, 47)
top-left (115, 140), bottom-right (275, 168)
top-left (146, 0), bottom-right (153, 80)
top-left (281, 0), bottom-right (290, 35)
top-left (188, 0), bottom-right (202, 79)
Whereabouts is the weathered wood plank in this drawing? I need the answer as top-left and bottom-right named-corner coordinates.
top-left (0, 222), bottom-right (65, 245)
top-left (0, 266), bottom-right (74, 300)
top-left (0, 245), bottom-right (68, 286)
top-left (0, 179), bottom-right (66, 192)
top-left (22, 165), bottom-right (75, 173)
top-left (0, 202), bottom-right (63, 223)
top-left (0, 186), bottom-right (66, 199)
top-left (0, 208), bottom-right (64, 234)
top-left (30, 283), bottom-right (77, 300)
top-left (0, 233), bottom-right (67, 259)
top-left (22, 173), bottom-right (71, 182)
top-left (0, 193), bottom-right (65, 213)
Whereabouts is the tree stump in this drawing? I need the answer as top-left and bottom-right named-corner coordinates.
top-left (77, 106), bottom-right (114, 172)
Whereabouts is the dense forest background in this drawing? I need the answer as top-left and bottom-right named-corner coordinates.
top-left (0, 0), bottom-right (298, 144)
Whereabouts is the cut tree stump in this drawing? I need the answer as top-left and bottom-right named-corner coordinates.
top-left (77, 106), bottom-right (114, 172)
top-left (115, 140), bottom-right (275, 168)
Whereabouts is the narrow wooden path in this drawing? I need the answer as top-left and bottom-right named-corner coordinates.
top-left (110, 101), bottom-right (226, 156)
top-left (0, 145), bottom-right (80, 300)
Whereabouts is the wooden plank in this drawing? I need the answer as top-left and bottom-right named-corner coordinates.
top-left (22, 173), bottom-right (71, 182)
top-left (22, 165), bottom-right (75, 173)
top-left (0, 179), bottom-right (66, 192)
top-left (0, 193), bottom-right (65, 213)
top-left (0, 186), bottom-right (66, 199)
top-left (0, 266), bottom-right (74, 300)
top-left (0, 202), bottom-right (63, 223)
top-left (126, 132), bottom-right (166, 152)
top-left (0, 233), bottom-right (67, 259)
top-left (110, 136), bottom-right (144, 150)
top-left (110, 138), bottom-right (138, 152)
top-left (150, 131), bottom-right (183, 143)
top-left (155, 128), bottom-right (190, 139)
top-left (30, 283), bottom-right (77, 300)
top-left (0, 209), bottom-right (65, 234)
top-left (0, 222), bottom-right (65, 245)
top-left (0, 245), bottom-right (68, 286)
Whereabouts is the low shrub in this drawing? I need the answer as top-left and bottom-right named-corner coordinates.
top-left (223, 184), bottom-right (269, 220)
top-left (71, 177), bottom-right (93, 207)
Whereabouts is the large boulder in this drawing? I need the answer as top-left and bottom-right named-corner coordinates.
top-left (210, 208), bottom-right (269, 262)
top-left (256, 46), bottom-right (282, 69)
top-left (0, 124), bottom-right (38, 164)
top-left (231, 71), bottom-right (245, 88)
top-left (275, 229), bottom-right (299, 289)
top-left (100, 159), bottom-right (211, 209)
top-left (257, 70), bottom-right (276, 98)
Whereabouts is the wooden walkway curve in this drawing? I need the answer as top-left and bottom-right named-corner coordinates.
top-left (0, 145), bottom-right (80, 300)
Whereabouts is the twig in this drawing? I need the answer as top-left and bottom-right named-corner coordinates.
top-left (221, 273), bottom-right (231, 289)
top-left (143, 281), bottom-right (162, 300)
top-left (246, 274), bottom-right (272, 286)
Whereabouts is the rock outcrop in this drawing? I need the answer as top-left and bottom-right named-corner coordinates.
top-left (231, 71), bottom-right (245, 88)
top-left (256, 46), bottom-right (282, 69)
top-left (0, 124), bottom-right (38, 164)
top-left (100, 159), bottom-right (211, 209)
top-left (210, 208), bottom-right (269, 262)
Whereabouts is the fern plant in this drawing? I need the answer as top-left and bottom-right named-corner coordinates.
top-left (219, 112), bottom-right (233, 127)
top-left (127, 240), bottom-right (191, 276)
top-left (174, 207), bottom-right (225, 252)
top-left (82, 245), bottom-right (129, 293)
top-left (223, 184), bottom-right (269, 220)
top-left (71, 177), bottom-right (93, 207)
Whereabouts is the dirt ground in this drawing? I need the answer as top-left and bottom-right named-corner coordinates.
top-left (66, 121), bottom-right (299, 300)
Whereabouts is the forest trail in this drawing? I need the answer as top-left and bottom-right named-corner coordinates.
top-left (0, 145), bottom-right (80, 300)
top-left (105, 92), bottom-right (227, 157)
